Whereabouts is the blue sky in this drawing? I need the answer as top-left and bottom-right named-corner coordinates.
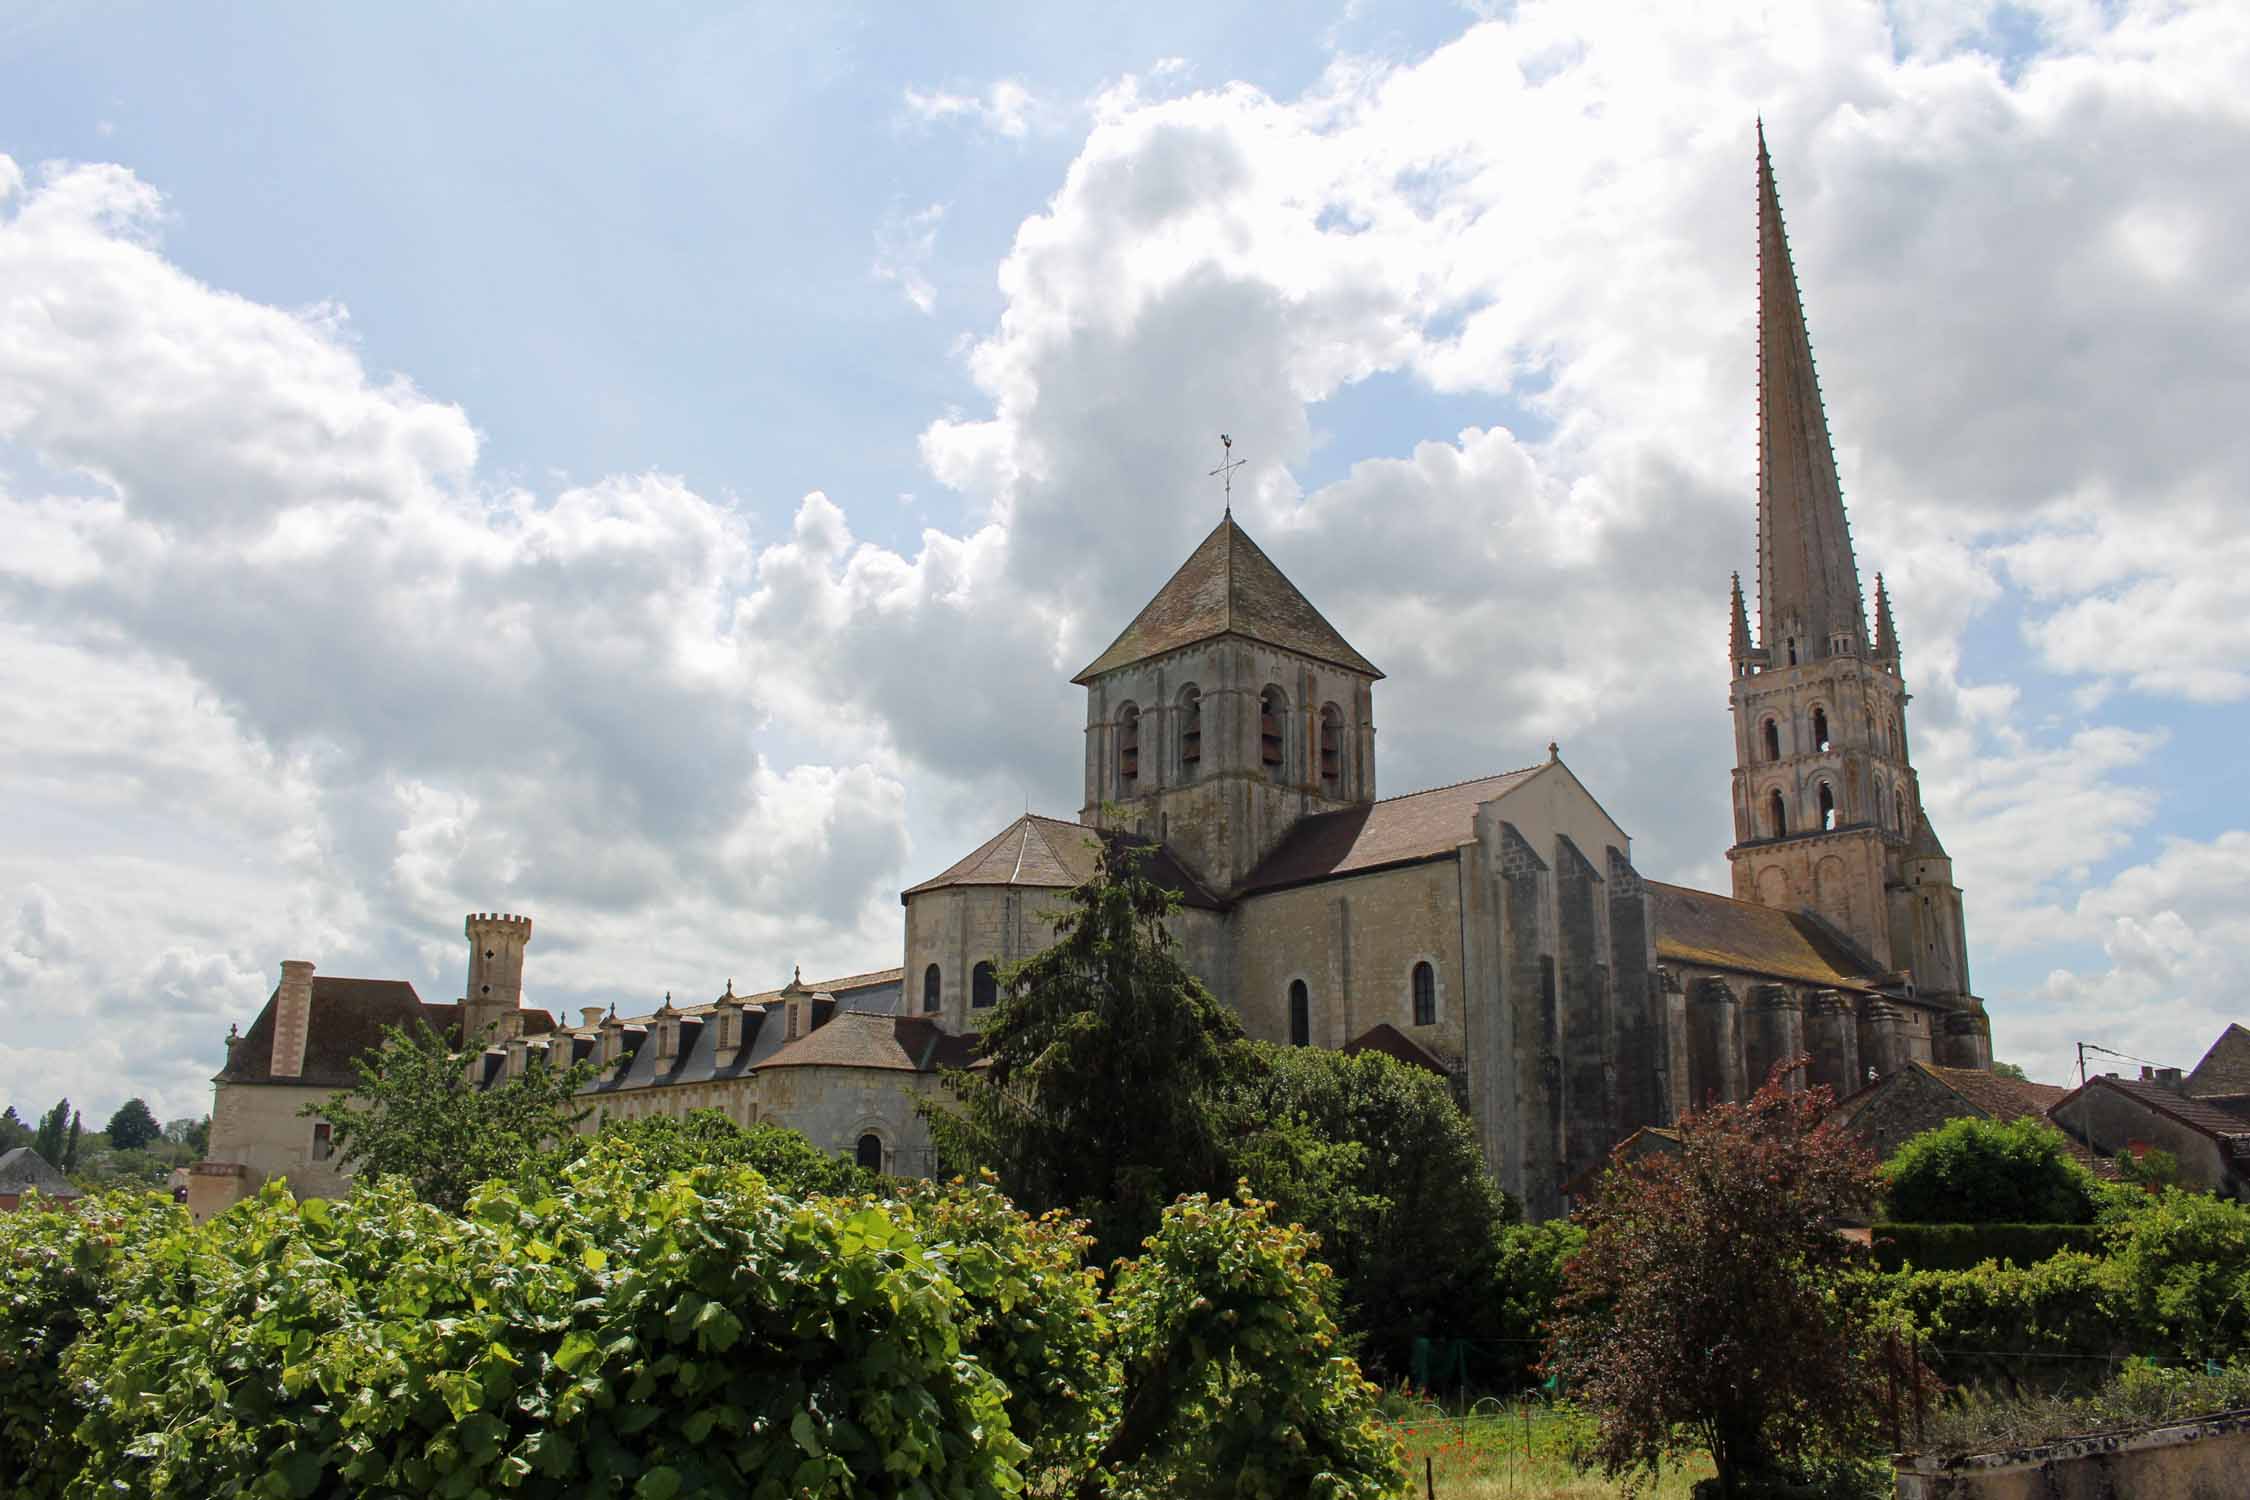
top-left (2, 0), bottom-right (2246, 1123)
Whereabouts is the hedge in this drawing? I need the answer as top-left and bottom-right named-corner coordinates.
top-left (1871, 1222), bottom-right (2107, 1273)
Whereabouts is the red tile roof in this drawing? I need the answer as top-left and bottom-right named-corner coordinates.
top-left (1072, 515), bottom-right (1382, 683)
top-left (1923, 1064), bottom-right (2068, 1122)
top-left (1241, 768), bottom-right (1545, 894)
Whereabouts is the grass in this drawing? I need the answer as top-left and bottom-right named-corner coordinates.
top-left (1382, 1401), bottom-right (1714, 1499)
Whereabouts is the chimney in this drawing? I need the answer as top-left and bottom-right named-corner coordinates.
top-left (271, 961), bottom-right (315, 1078)
top-left (2141, 1065), bottom-right (2184, 1090)
top-left (580, 1006), bottom-right (606, 1030)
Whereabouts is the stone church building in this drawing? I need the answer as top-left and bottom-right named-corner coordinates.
top-left (193, 131), bottom-right (1990, 1222)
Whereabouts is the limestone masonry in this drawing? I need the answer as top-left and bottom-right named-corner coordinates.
top-left (193, 131), bottom-right (1992, 1223)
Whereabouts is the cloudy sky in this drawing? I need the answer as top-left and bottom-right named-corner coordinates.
top-left (3, 0), bottom-right (2245, 1125)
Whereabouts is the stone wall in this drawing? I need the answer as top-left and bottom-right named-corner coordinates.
top-left (204, 1080), bottom-right (354, 1207)
top-left (1231, 859), bottom-right (1464, 1060)
top-left (1895, 1406), bottom-right (2250, 1499)
top-left (2058, 1084), bottom-right (2246, 1199)
top-left (757, 1067), bottom-right (943, 1177)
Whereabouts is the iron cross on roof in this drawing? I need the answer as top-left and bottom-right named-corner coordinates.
top-left (1208, 433), bottom-right (1246, 516)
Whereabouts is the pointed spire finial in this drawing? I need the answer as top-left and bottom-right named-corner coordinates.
top-left (1872, 572), bottom-right (1899, 661)
top-left (1729, 571), bottom-right (1754, 663)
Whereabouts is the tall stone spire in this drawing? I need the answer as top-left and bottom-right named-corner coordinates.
top-left (1871, 572), bottom-right (1898, 662)
top-left (1728, 571), bottom-right (1753, 664)
top-left (1755, 122), bottom-right (1866, 663)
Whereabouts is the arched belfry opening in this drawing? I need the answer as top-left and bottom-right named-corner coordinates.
top-left (1767, 790), bottom-right (1788, 839)
top-left (1259, 685), bottom-right (1288, 775)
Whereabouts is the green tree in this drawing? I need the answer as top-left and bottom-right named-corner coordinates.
top-left (1991, 1060), bottom-right (2031, 1082)
top-left (1223, 1041), bottom-right (1511, 1377)
top-left (574, 1109), bottom-right (878, 1198)
top-left (1883, 1115), bottom-right (2099, 1225)
top-left (160, 1116), bottom-right (210, 1155)
top-left (925, 836), bottom-right (1243, 1264)
top-left (1545, 1066), bottom-right (1895, 1495)
top-left (0, 1105), bottom-right (29, 1151)
top-left (309, 1019), bottom-right (593, 1212)
top-left (103, 1098), bottom-right (161, 1152)
top-left (31, 1100), bottom-right (67, 1166)
top-left (1084, 1190), bottom-right (1406, 1500)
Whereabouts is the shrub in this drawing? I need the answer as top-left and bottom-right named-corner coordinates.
top-left (570, 1109), bottom-right (880, 1198)
top-left (0, 1191), bottom-right (184, 1498)
top-left (1880, 1251), bottom-right (2136, 1384)
top-left (1919, 1358), bottom-right (2250, 1456)
top-left (1870, 1222), bottom-right (2107, 1273)
top-left (2108, 1188), bottom-right (2250, 1361)
top-left (1882, 1117), bottom-right (2098, 1226)
top-left (69, 1156), bottom-right (1028, 1497)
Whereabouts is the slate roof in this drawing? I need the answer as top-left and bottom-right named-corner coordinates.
top-left (1241, 768), bottom-right (1545, 894)
top-left (1072, 515), bottom-right (1382, 683)
top-left (0, 1146), bottom-right (79, 1199)
top-left (1908, 813), bottom-right (1951, 860)
top-left (901, 814), bottom-right (1222, 909)
top-left (2057, 1076), bottom-right (2250, 1143)
top-left (2186, 1024), bottom-right (2250, 1098)
top-left (759, 1012), bottom-right (980, 1074)
top-left (1646, 881), bottom-right (1888, 994)
top-left (1340, 1023), bottom-right (1450, 1076)
top-left (217, 977), bottom-right (469, 1088)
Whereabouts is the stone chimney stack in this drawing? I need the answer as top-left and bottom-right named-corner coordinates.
top-left (462, 912), bottom-right (533, 1045)
top-left (271, 960), bottom-right (315, 1078)
top-left (579, 1006), bottom-right (606, 1030)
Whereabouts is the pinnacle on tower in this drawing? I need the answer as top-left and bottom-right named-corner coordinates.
top-left (1754, 124), bottom-right (1866, 663)
top-left (1728, 571), bottom-right (1754, 663)
top-left (1872, 572), bottom-right (1898, 661)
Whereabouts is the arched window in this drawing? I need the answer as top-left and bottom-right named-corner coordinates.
top-left (1118, 703), bottom-right (1140, 791)
top-left (1178, 685), bottom-right (1202, 778)
top-left (1766, 790), bottom-right (1787, 839)
top-left (1260, 685), bottom-right (1288, 773)
top-left (1411, 962), bottom-right (1436, 1027)
top-left (1874, 780), bottom-right (1889, 832)
top-left (1818, 781), bottom-right (1836, 831)
top-left (1319, 703), bottom-right (1344, 793)
top-left (855, 1133), bottom-right (884, 1173)
top-left (1786, 639), bottom-right (1798, 666)
top-left (972, 961), bottom-right (998, 1009)
top-left (1289, 979), bottom-right (1310, 1046)
top-left (922, 964), bottom-right (941, 1013)
top-left (1813, 706), bottom-right (1831, 752)
top-left (1760, 718), bottom-right (1780, 762)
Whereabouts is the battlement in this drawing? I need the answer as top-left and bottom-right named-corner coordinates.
top-left (464, 912), bottom-right (533, 938)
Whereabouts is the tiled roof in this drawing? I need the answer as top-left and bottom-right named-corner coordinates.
top-left (217, 977), bottom-right (466, 1088)
top-left (901, 814), bottom-right (1222, 909)
top-left (1341, 1023), bottom-right (1450, 1076)
top-left (1923, 1064), bottom-right (2067, 1123)
top-left (1241, 768), bottom-right (1545, 894)
top-left (2187, 1024), bottom-right (2250, 1098)
top-left (0, 1147), bottom-right (78, 1198)
top-left (1647, 882), bottom-right (1885, 993)
top-left (574, 969), bottom-right (907, 1033)
top-left (758, 1012), bottom-right (979, 1074)
top-left (2061, 1076), bottom-right (2250, 1141)
top-left (1909, 813), bottom-right (1951, 860)
top-left (1072, 515), bottom-right (1382, 683)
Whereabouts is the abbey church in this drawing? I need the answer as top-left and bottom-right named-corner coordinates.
top-left (190, 132), bottom-right (1991, 1223)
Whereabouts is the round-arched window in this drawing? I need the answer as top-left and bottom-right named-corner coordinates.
top-left (855, 1133), bottom-right (884, 1173)
top-left (1319, 703), bottom-right (1345, 792)
top-left (1260, 686), bottom-right (1289, 773)
top-left (1767, 790), bottom-right (1788, 839)
top-left (922, 963), bottom-right (941, 1013)
top-left (1760, 718), bottom-right (1780, 762)
top-left (1289, 979), bottom-right (1310, 1046)
top-left (972, 961), bottom-right (998, 1009)
top-left (1411, 961), bottom-right (1436, 1027)
top-left (1178, 685), bottom-right (1202, 779)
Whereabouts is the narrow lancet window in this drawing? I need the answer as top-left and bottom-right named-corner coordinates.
top-left (1260, 686), bottom-right (1287, 771)
top-left (923, 964), bottom-right (941, 1013)
top-left (1760, 718), bottom-right (1780, 762)
top-left (1319, 704), bottom-right (1344, 793)
top-left (1178, 686), bottom-right (1202, 777)
top-left (1118, 703), bottom-right (1140, 791)
top-left (1411, 962), bottom-right (1436, 1027)
top-left (1289, 979), bottom-right (1310, 1046)
top-left (1813, 707), bottom-right (1830, 752)
top-left (1818, 781), bottom-right (1836, 831)
top-left (972, 961), bottom-right (998, 1009)
top-left (1767, 790), bottom-right (1787, 839)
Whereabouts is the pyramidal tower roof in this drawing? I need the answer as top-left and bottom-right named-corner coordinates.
top-left (1755, 123), bottom-right (1867, 660)
top-left (1072, 514), bottom-right (1382, 684)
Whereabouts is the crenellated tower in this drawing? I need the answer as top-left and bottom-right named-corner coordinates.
top-left (462, 911), bottom-right (533, 1044)
top-left (1726, 127), bottom-right (1982, 1053)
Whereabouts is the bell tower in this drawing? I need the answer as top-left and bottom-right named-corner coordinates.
top-left (462, 911), bottom-right (532, 1044)
top-left (1073, 511), bottom-right (1381, 893)
top-left (1725, 128), bottom-right (1979, 1034)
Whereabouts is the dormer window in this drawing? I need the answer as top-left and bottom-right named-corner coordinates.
top-left (1319, 704), bottom-right (1343, 792)
top-left (1118, 703), bottom-right (1140, 791)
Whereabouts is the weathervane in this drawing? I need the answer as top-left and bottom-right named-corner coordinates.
top-left (1208, 433), bottom-right (1246, 517)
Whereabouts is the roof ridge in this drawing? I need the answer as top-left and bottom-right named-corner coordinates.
top-left (1374, 764), bottom-right (1546, 806)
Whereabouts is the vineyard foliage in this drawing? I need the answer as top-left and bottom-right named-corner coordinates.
top-left (0, 1135), bottom-right (1406, 1500)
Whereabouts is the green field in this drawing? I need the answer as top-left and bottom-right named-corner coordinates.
top-left (1384, 1403), bottom-right (1714, 1499)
